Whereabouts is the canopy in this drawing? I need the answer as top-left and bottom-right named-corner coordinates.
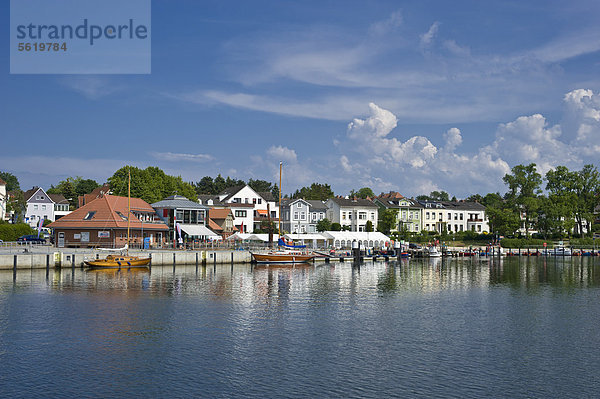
top-left (321, 231), bottom-right (391, 248)
top-left (284, 233), bottom-right (328, 241)
top-left (179, 224), bottom-right (220, 238)
top-left (226, 232), bottom-right (280, 242)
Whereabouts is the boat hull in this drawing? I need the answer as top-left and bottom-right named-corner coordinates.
top-left (251, 253), bottom-right (315, 264)
top-left (85, 255), bottom-right (151, 269)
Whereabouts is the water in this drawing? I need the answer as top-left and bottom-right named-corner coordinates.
top-left (1, 257), bottom-right (600, 398)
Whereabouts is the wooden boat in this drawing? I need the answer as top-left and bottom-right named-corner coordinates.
top-left (85, 254), bottom-right (150, 268)
top-left (251, 250), bottom-right (316, 264)
top-left (86, 168), bottom-right (151, 269)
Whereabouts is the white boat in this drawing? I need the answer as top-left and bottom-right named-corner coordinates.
top-left (542, 247), bottom-right (572, 256)
top-left (427, 246), bottom-right (442, 257)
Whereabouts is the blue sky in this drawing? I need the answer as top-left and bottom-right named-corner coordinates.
top-left (2, 0), bottom-right (600, 198)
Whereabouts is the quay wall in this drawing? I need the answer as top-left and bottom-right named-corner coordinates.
top-left (0, 250), bottom-right (253, 270)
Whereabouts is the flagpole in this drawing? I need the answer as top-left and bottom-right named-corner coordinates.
top-left (278, 161), bottom-right (282, 238)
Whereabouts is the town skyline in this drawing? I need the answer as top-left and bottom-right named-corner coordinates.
top-left (2, 1), bottom-right (600, 197)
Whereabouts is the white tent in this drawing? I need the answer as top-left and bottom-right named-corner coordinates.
top-left (179, 224), bottom-right (221, 240)
top-left (284, 233), bottom-right (328, 249)
top-left (226, 233), bottom-right (280, 242)
top-left (321, 231), bottom-right (391, 249)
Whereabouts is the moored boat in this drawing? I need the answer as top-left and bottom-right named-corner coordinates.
top-left (85, 254), bottom-right (151, 268)
top-left (251, 250), bottom-right (316, 264)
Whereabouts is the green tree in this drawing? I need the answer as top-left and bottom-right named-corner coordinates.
top-left (350, 187), bottom-right (375, 199)
top-left (572, 164), bottom-right (600, 237)
top-left (248, 179), bottom-right (274, 194)
top-left (365, 220), bottom-right (374, 232)
top-left (47, 176), bottom-right (100, 209)
top-left (377, 209), bottom-right (398, 235)
top-left (429, 190), bottom-right (450, 201)
top-left (291, 183), bottom-right (334, 200)
top-left (330, 222), bottom-right (342, 231)
top-left (316, 218), bottom-right (332, 232)
top-left (6, 190), bottom-right (26, 223)
top-left (0, 171), bottom-right (20, 191)
top-left (109, 166), bottom-right (197, 204)
top-left (503, 163), bottom-right (542, 237)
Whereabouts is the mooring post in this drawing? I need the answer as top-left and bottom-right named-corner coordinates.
top-left (173, 252), bottom-right (176, 272)
top-left (13, 254), bottom-right (17, 276)
top-left (196, 252), bottom-right (199, 272)
top-left (72, 254), bottom-right (75, 270)
top-left (149, 253), bottom-right (152, 271)
top-left (46, 254), bottom-right (50, 276)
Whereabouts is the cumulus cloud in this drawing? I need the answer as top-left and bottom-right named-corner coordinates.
top-left (369, 10), bottom-right (403, 36)
top-left (562, 89), bottom-right (600, 155)
top-left (266, 145), bottom-right (298, 163)
top-left (444, 127), bottom-right (462, 151)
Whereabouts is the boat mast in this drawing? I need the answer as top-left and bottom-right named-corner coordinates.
top-left (127, 167), bottom-right (130, 256)
top-left (278, 161), bottom-right (282, 237)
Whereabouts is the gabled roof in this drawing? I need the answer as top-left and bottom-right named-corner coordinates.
top-left (49, 194), bottom-right (168, 230)
top-left (218, 185), bottom-right (246, 202)
top-left (378, 191), bottom-right (404, 200)
top-left (209, 208), bottom-right (233, 220)
top-left (24, 187), bottom-right (47, 202)
top-left (307, 200), bottom-right (327, 211)
top-left (328, 197), bottom-right (378, 208)
top-left (375, 197), bottom-right (422, 209)
top-left (151, 195), bottom-right (208, 210)
top-left (198, 194), bottom-right (223, 206)
top-left (258, 191), bottom-right (276, 202)
top-left (48, 193), bottom-right (69, 205)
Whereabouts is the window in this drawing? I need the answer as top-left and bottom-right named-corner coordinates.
top-left (42, 205), bottom-right (46, 210)
top-left (454, 213), bottom-right (458, 220)
top-left (448, 213), bottom-right (451, 220)
top-left (294, 212), bottom-right (299, 220)
top-left (342, 212), bottom-right (346, 220)
top-left (115, 211), bottom-right (128, 221)
top-left (432, 212), bottom-right (435, 219)
top-left (84, 211), bottom-right (96, 220)
top-left (235, 210), bottom-right (247, 218)
top-left (233, 197), bottom-right (241, 203)
top-left (297, 203), bottom-right (302, 209)
top-left (359, 212), bottom-right (367, 220)
top-left (426, 212), bottom-right (430, 220)
top-left (34, 205), bottom-right (38, 210)
top-left (460, 225), bottom-right (464, 231)
top-left (300, 212), bottom-right (305, 220)
top-left (253, 198), bottom-right (256, 204)
top-left (257, 199), bottom-right (262, 204)
top-left (477, 225), bottom-right (481, 232)
top-left (371, 213), bottom-right (375, 220)
top-left (460, 213), bottom-right (463, 220)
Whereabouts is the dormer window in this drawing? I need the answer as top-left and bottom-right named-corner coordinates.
top-left (83, 211), bottom-right (96, 220)
top-left (115, 211), bottom-right (128, 221)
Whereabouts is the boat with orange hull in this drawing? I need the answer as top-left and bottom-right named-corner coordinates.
top-left (251, 250), bottom-right (316, 264)
top-left (85, 254), bottom-right (151, 269)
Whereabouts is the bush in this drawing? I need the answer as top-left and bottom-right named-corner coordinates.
top-left (0, 223), bottom-right (35, 241)
top-left (500, 238), bottom-right (550, 248)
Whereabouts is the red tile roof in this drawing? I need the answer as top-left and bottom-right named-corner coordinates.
top-left (49, 194), bottom-right (168, 230)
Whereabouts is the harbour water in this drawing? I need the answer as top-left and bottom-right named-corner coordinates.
top-left (1, 257), bottom-right (600, 398)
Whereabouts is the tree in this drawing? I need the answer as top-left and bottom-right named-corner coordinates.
top-left (416, 191), bottom-right (449, 201)
top-left (503, 163), bottom-right (542, 237)
top-left (0, 171), bottom-right (20, 191)
top-left (572, 165), bottom-right (600, 237)
top-left (350, 187), bottom-right (375, 199)
top-left (377, 209), bottom-right (398, 235)
top-left (330, 222), bottom-right (342, 231)
top-left (365, 220), bottom-right (374, 232)
top-left (6, 190), bottom-right (26, 223)
top-left (109, 166), bottom-right (197, 204)
top-left (248, 179), bottom-right (274, 194)
top-left (291, 183), bottom-right (334, 200)
top-left (316, 218), bottom-right (332, 232)
top-left (47, 176), bottom-right (100, 209)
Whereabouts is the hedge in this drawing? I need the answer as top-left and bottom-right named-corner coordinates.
top-left (0, 223), bottom-right (35, 241)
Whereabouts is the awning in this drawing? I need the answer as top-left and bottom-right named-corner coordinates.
top-left (179, 224), bottom-right (219, 238)
top-left (256, 209), bottom-right (268, 215)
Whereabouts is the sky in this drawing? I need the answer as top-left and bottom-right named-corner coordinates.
top-left (2, 0), bottom-right (600, 198)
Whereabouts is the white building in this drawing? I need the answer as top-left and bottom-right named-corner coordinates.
top-left (326, 197), bottom-right (378, 232)
top-left (418, 200), bottom-right (489, 234)
top-left (23, 187), bottom-right (71, 227)
top-left (198, 185), bottom-right (279, 233)
top-left (281, 199), bottom-right (327, 233)
top-left (0, 178), bottom-right (6, 221)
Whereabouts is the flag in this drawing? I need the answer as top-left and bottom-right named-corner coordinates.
top-left (37, 218), bottom-right (44, 238)
top-left (239, 221), bottom-right (244, 233)
top-left (175, 222), bottom-right (182, 240)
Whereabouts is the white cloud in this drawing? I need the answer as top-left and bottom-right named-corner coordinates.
top-left (60, 76), bottom-right (122, 99)
top-left (444, 127), bottom-right (462, 151)
top-left (420, 22), bottom-right (439, 49)
top-left (369, 10), bottom-right (403, 36)
top-left (266, 145), bottom-right (298, 163)
top-left (150, 152), bottom-right (214, 162)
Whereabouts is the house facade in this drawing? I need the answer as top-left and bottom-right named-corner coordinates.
top-left (374, 193), bottom-right (422, 233)
top-left (23, 187), bottom-right (72, 227)
top-left (326, 197), bottom-right (378, 232)
top-left (199, 185), bottom-right (279, 233)
top-left (0, 178), bottom-right (6, 221)
top-left (48, 194), bottom-right (168, 248)
top-left (418, 200), bottom-right (489, 234)
top-left (151, 195), bottom-right (214, 242)
top-left (282, 199), bottom-right (311, 233)
top-left (207, 208), bottom-right (236, 238)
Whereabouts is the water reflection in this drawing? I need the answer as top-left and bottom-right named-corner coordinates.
top-left (1, 257), bottom-right (599, 298)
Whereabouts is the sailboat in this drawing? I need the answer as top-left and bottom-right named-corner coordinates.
top-left (251, 162), bottom-right (316, 264)
top-left (85, 169), bottom-right (151, 269)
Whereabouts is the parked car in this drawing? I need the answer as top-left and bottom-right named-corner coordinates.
top-left (409, 243), bottom-right (422, 249)
top-left (17, 235), bottom-right (46, 244)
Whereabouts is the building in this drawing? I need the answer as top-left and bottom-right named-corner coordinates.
top-left (0, 178), bottom-right (6, 221)
top-left (418, 200), bottom-right (489, 234)
top-left (281, 199), bottom-right (328, 233)
top-left (326, 197), bottom-right (378, 232)
top-left (207, 208), bottom-right (236, 239)
top-left (78, 183), bottom-right (111, 208)
top-left (151, 195), bottom-right (215, 242)
top-left (23, 187), bottom-right (72, 227)
top-left (48, 194), bottom-right (168, 248)
top-left (198, 185), bottom-right (279, 233)
top-left (374, 193), bottom-right (422, 233)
